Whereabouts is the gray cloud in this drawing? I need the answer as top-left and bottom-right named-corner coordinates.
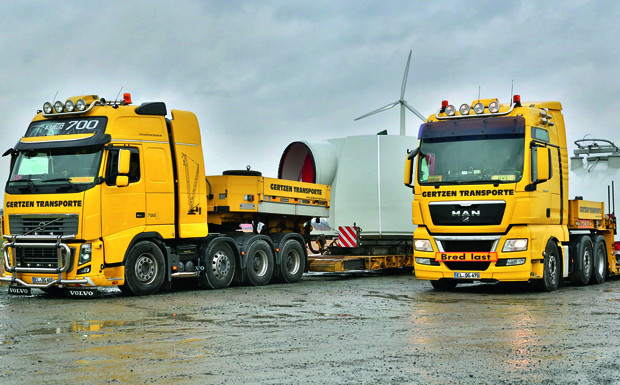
top-left (1, 0), bottom-right (618, 196)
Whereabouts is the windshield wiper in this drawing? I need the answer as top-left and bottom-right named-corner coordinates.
top-left (42, 177), bottom-right (72, 183)
top-left (10, 179), bottom-right (38, 192)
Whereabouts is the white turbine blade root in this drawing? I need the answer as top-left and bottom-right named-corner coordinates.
top-left (354, 101), bottom-right (399, 121)
top-left (403, 101), bottom-right (426, 122)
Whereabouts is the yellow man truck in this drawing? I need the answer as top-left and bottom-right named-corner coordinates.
top-left (405, 95), bottom-right (619, 291)
top-left (1, 94), bottom-right (329, 296)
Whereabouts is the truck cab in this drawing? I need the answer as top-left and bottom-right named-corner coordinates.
top-left (405, 96), bottom-right (617, 291)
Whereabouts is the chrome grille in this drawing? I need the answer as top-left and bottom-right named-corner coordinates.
top-left (15, 247), bottom-right (75, 271)
top-left (9, 214), bottom-right (79, 236)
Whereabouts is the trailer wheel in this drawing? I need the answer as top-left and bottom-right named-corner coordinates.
top-left (245, 239), bottom-right (274, 286)
top-left (199, 242), bottom-right (236, 289)
top-left (590, 236), bottom-right (607, 284)
top-left (120, 241), bottom-right (165, 296)
top-left (534, 240), bottom-right (561, 292)
top-left (430, 279), bottom-right (457, 291)
top-left (569, 235), bottom-right (593, 286)
top-left (278, 239), bottom-right (305, 283)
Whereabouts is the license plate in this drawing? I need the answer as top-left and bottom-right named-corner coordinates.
top-left (454, 272), bottom-right (480, 279)
top-left (33, 277), bottom-right (55, 284)
top-left (8, 286), bottom-right (31, 295)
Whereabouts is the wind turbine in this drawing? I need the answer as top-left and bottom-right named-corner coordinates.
top-left (354, 50), bottom-right (426, 136)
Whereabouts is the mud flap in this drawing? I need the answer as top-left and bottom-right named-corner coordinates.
top-left (8, 286), bottom-right (31, 295)
top-left (66, 288), bottom-right (98, 298)
top-left (562, 245), bottom-right (569, 278)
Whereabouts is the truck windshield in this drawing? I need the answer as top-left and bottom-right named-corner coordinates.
top-left (417, 116), bottom-right (526, 185)
top-left (6, 146), bottom-right (103, 194)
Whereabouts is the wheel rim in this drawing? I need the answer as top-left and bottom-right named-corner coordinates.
top-left (135, 253), bottom-right (157, 284)
top-left (252, 250), bottom-right (268, 277)
top-left (583, 248), bottom-right (592, 277)
top-left (548, 253), bottom-right (558, 284)
top-left (211, 250), bottom-right (231, 280)
top-left (595, 245), bottom-right (605, 277)
top-left (284, 249), bottom-right (301, 275)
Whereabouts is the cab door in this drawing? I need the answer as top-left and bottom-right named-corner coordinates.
top-left (101, 146), bottom-right (146, 264)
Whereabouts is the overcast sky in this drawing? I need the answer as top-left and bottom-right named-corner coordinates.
top-left (2, 0), bottom-right (619, 190)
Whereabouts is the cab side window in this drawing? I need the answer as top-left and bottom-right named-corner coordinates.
top-left (105, 147), bottom-right (140, 185)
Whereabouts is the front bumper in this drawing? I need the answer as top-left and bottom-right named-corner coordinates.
top-left (1, 234), bottom-right (92, 288)
top-left (413, 227), bottom-right (536, 282)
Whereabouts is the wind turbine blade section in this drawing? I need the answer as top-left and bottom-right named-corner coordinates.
top-left (403, 101), bottom-right (427, 122)
top-left (400, 50), bottom-right (412, 100)
top-left (354, 101), bottom-right (399, 121)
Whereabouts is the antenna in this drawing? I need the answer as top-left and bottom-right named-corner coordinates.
top-left (354, 50), bottom-right (425, 136)
top-left (52, 91), bottom-right (59, 103)
top-left (114, 87), bottom-right (124, 104)
top-left (510, 80), bottom-right (514, 105)
top-left (477, 86), bottom-right (481, 103)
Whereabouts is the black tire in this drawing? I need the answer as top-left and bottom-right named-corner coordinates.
top-left (590, 235), bottom-right (607, 284)
top-left (569, 235), bottom-right (593, 286)
top-left (244, 239), bottom-right (274, 286)
top-left (534, 240), bottom-right (561, 292)
top-left (120, 241), bottom-right (166, 296)
top-left (278, 239), bottom-right (305, 283)
top-left (430, 279), bottom-right (457, 291)
top-left (222, 170), bottom-right (262, 176)
top-left (199, 242), bottom-right (236, 289)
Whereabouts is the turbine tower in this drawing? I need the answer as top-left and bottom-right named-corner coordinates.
top-left (354, 50), bottom-right (425, 136)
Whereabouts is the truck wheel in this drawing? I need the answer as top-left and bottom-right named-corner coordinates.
top-left (590, 236), bottom-right (607, 284)
top-left (430, 279), bottom-right (457, 291)
top-left (199, 242), bottom-right (236, 289)
top-left (534, 240), bottom-right (561, 292)
top-left (278, 239), bottom-right (305, 283)
top-left (245, 239), bottom-right (274, 286)
top-left (121, 241), bottom-right (165, 296)
top-left (569, 235), bottom-right (593, 286)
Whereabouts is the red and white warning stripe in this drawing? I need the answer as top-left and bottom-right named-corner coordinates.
top-left (338, 226), bottom-right (358, 248)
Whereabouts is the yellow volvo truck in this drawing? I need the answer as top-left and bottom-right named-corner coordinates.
top-left (1, 94), bottom-right (329, 296)
top-left (405, 95), bottom-right (619, 291)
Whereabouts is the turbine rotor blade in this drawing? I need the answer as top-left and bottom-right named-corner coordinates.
top-left (403, 101), bottom-right (427, 122)
top-left (354, 101), bottom-right (399, 121)
top-left (400, 50), bottom-right (412, 100)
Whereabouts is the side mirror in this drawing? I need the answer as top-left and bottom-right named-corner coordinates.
top-left (535, 146), bottom-right (550, 183)
top-left (404, 148), bottom-right (418, 189)
top-left (118, 149), bottom-right (131, 175)
top-left (116, 175), bottom-right (129, 187)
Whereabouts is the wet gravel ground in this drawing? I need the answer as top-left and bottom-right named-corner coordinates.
top-left (0, 272), bottom-right (619, 385)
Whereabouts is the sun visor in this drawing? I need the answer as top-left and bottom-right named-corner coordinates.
top-left (278, 141), bottom-right (338, 185)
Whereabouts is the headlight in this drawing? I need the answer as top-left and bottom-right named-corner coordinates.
top-left (445, 105), bottom-right (456, 116)
top-left (488, 100), bottom-right (500, 113)
top-left (65, 100), bottom-right (75, 112)
top-left (79, 243), bottom-right (92, 265)
top-left (459, 104), bottom-right (470, 115)
top-left (414, 239), bottom-right (433, 252)
top-left (76, 98), bottom-right (87, 111)
top-left (43, 102), bottom-right (53, 114)
top-left (473, 102), bottom-right (485, 114)
top-left (415, 257), bottom-right (432, 265)
top-left (505, 258), bottom-right (526, 266)
top-left (502, 238), bottom-right (528, 252)
top-left (53, 101), bottom-right (64, 113)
